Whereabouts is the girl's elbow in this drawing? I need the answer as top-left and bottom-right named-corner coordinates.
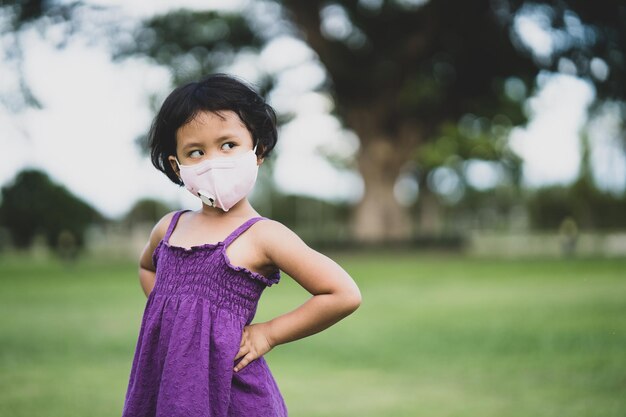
top-left (342, 289), bottom-right (362, 313)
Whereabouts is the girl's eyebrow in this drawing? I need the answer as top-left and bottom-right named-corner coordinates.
top-left (182, 141), bottom-right (204, 150)
top-left (213, 134), bottom-right (238, 142)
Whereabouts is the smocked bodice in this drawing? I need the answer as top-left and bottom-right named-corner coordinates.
top-left (150, 210), bottom-right (280, 324)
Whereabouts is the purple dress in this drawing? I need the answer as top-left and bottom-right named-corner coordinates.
top-left (121, 209), bottom-right (288, 417)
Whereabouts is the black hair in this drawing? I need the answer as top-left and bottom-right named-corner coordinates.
top-left (148, 73), bottom-right (278, 186)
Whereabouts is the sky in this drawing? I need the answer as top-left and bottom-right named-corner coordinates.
top-left (1, 1), bottom-right (624, 219)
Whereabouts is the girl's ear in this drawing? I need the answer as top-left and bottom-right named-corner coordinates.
top-left (255, 143), bottom-right (265, 165)
top-left (167, 155), bottom-right (181, 177)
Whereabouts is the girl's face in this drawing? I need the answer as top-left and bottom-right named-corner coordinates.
top-left (168, 110), bottom-right (263, 178)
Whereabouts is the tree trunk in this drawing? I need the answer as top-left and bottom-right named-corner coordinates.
top-left (279, 1), bottom-right (425, 242)
top-left (350, 139), bottom-right (413, 242)
top-left (343, 105), bottom-right (422, 242)
top-left (350, 125), bottom-right (424, 243)
top-left (417, 186), bottom-right (442, 235)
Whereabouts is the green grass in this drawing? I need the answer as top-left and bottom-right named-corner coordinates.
top-left (0, 252), bottom-right (624, 417)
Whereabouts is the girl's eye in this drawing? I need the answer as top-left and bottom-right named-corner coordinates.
top-left (189, 150), bottom-right (203, 157)
top-left (221, 142), bottom-right (236, 150)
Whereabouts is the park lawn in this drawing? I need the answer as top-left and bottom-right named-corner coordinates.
top-left (0, 251), bottom-right (624, 417)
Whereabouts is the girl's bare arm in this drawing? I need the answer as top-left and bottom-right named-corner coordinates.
top-left (137, 212), bottom-right (177, 297)
top-left (258, 220), bottom-right (362, 347)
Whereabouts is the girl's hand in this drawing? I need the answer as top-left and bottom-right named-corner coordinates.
top-left (234, 322), bottom-right (274, 372)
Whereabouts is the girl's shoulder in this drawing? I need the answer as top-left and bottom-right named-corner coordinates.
top-left (251, 216), bottom-right (288, 235)
top-left (156, 210), bottom-right (180, 231)
top-left (250, 217), bottom-right (306, 251)
top-left (148, 210), bottom-right (180, 246)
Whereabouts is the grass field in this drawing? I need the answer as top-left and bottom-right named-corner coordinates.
top-left (0, 251), bottom-right (624, 417)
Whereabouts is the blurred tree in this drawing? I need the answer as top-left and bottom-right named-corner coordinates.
top-left (279, 1), bottom-right (532, 239)
top-left (112, 9), bottom-right (267, 87)
top-left (0, 169), bottom-right (105, 255)
top-left (278, 0), bottom-right (625, 239)
top-left (2, 0), bottom-right (624, 241)
top-left (411, 118), bottom-right (523, 233)
top-left (112, 0), bottom-right (624, 241)
top-left (502, 0), bottom-right (625, 113)
top-left (269, 191), bottom-right (353, 245)
top-left (122, 198), bottom-right (174, 227)
top-left (101, 1), bottom-right (535, 241)
top-left (0, 0), bottom-right (98, 112)
top-left (527, 176), bottom-right (626, 230)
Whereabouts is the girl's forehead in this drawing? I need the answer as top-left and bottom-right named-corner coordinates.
top-left (176, 110), bottom-right (250, 142)
top-left (185, 110), bottom-right (244, 130)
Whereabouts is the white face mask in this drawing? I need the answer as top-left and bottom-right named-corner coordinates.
top-left (175, 145), bottom-right (259, 212)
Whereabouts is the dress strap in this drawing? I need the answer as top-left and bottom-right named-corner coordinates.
top-left (164, 209), bottom-right (190, 244)
top-left (222, 216), bottom-right (266, 247)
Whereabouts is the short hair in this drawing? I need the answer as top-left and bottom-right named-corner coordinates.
top-left (148, 73), bottom-right (278, 186)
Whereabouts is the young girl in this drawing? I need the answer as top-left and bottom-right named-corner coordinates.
top-left (121, 73), bottom-right (362, 417)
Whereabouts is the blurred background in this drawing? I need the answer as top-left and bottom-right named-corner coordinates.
top-left (0, 1), bottom-right (624, 416)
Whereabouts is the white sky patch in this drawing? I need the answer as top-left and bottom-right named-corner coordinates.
top-left (274, 113), bottom-right (363, 203)
top-left (0, 27), bottom-right (181, 218)
top-left (514, 11), bottom-right (554, 59)
top-left (85, 0), bottom-right (249, 17)
top-left (223, 50), bottom-right (264, 86)
top-left (259, 36), bottom-right (314, 74)
top-left (587, 102), bottom-right (626, 194)
top-left (509, 73), bottom-right (595, 187)
top-left (0, 112), bottom-right (32, 185)
top-left (464, 160), bottom-right (503, 190)
top-left (273, 61), bottom-right (327, 94)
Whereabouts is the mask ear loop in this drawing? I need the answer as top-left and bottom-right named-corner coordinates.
top-left (173, 157), bottom-right (183, 182)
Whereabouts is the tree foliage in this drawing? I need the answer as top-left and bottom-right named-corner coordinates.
top-left (2, 0), bottom-right (625, 239)
top-left (112, 9), bottom-right (268, 87)
top-left (0, 169), bottom-right (105, 252)
top-left (121, 198), bottom-right (174, 227)
top-left (527, 177), bottom-right (626, 230)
